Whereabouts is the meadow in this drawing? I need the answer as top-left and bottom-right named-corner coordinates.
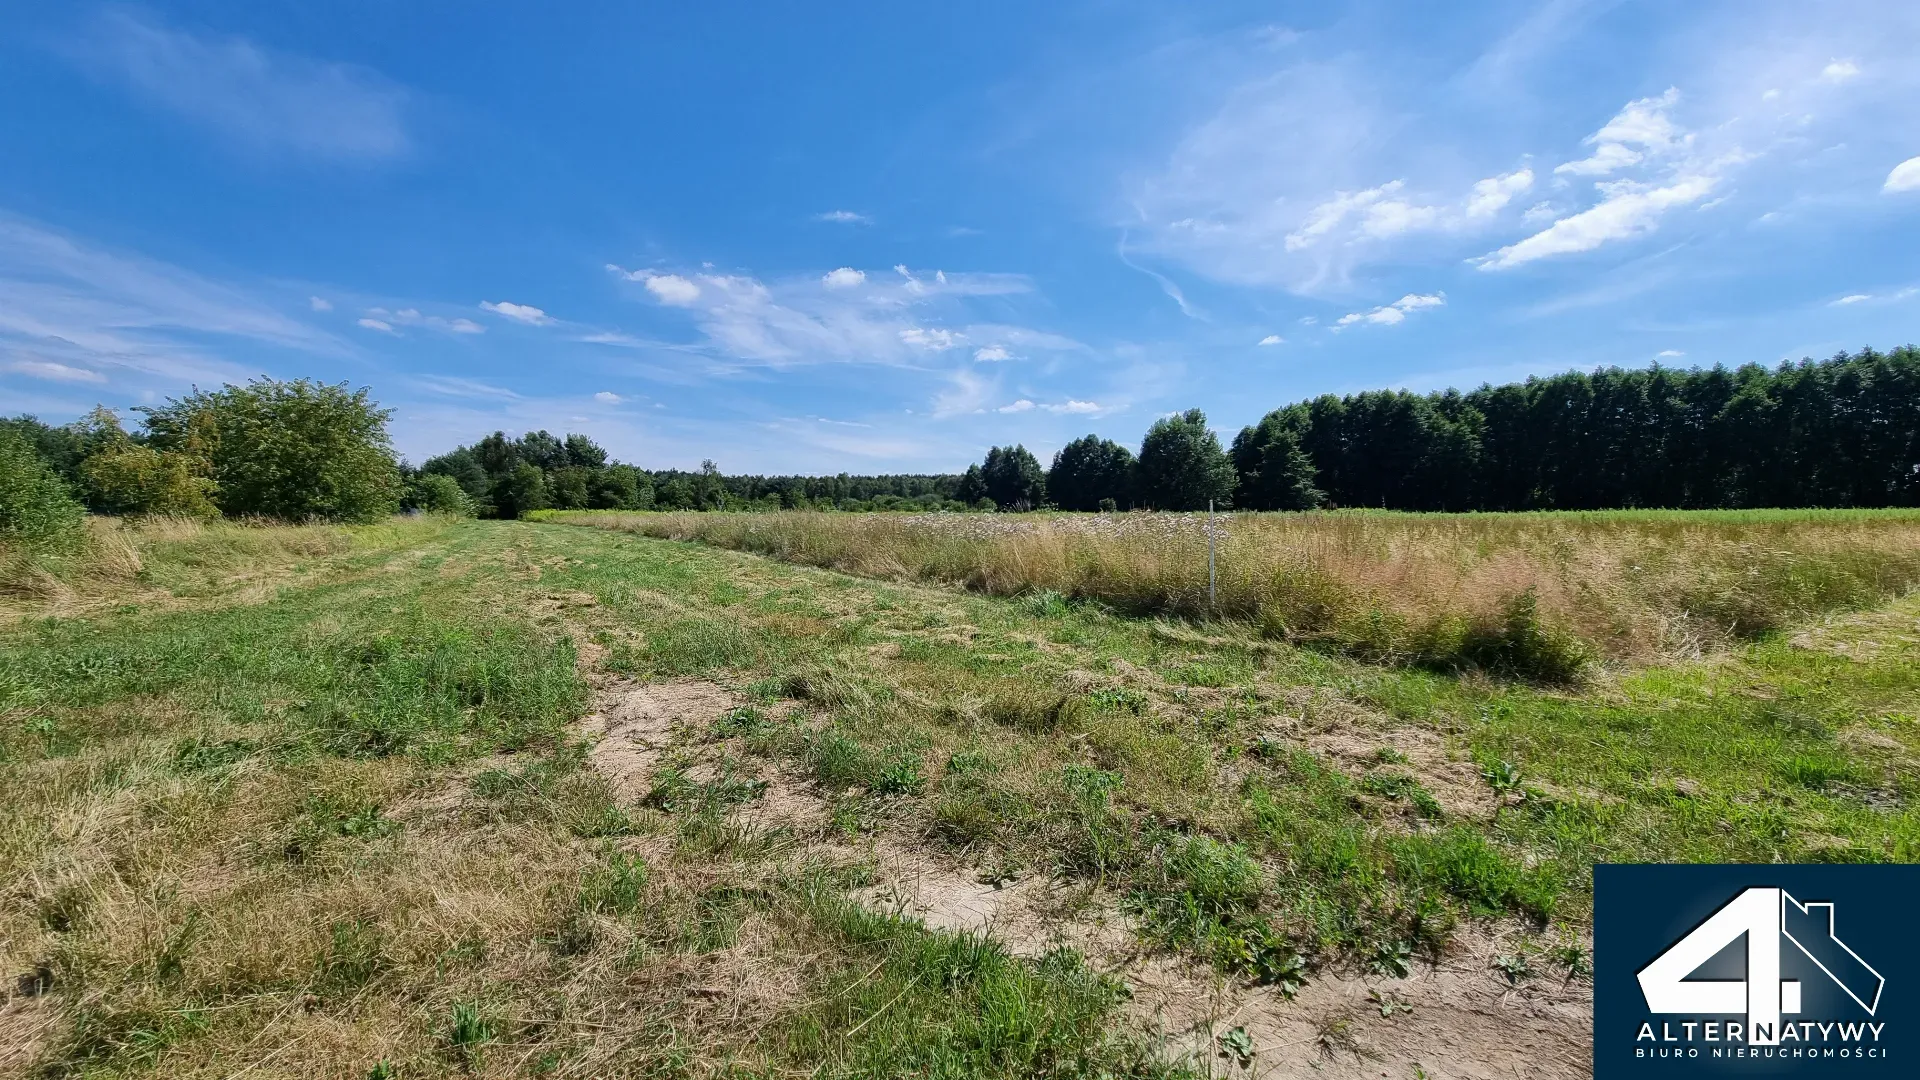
top-left (536, 508), bottom-right (1920, 676)
top-left (3, 512), bottom-right (1917, 1078)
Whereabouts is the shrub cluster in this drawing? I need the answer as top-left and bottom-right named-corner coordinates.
top-left (4, 379), bottom-right (402, 525)
top-left (0, 427), bottom-right (86, 550)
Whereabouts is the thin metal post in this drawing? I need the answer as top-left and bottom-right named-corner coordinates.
top-left (1207, 499), bottom-right (1217, 610)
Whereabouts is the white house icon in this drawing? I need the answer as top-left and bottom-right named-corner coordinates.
top-left (1637, 887), bottom-right (1885, 1046)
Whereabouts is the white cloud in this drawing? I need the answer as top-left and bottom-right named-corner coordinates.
top-left (821, 267), bottom-right (865, 289)
top-left (645, 275), bottom-right (701, 306)
top-left (1334, 293), bottom-right (1445, 328)
top-left (377, 306), bottom-right (484, 334)
top-left (1886, 157), bottom-right (1920, 193)
top-left (1129, 12), bottom-right (1920, 296)
top-left (1257, 334), bottom-right (1284, 346)
top-left (65, 9), bottom-right (408, 161)
top-left (357, 317), bottom-right (394, 333)
top-left (605, 266), bottom-right (705, 307)
top-left (593, 391), bottom-right (622, 404)
top-left (1555, 88), bottom-right (1685, 177)
top-left (1465, 169), bottom-right (1535, 217)
top-left (309, 295), bottom-right (332, 312)
top-left (1286, 181), bottom-right (1403, 251)
top-left (1257, 167), bottom-right (1536, 265)
top-left (1556, 142), bottom-right (1645, 177)
top-left (1360, 197), bottom-right (1443, 239)
top-left (814, 210), bottom-right (871, 224)
top-left (1043, 400), bottom-right (1103, 414)
top-left (973, 345), bottom-right (1012, 362)
top-left (604, 261), bottom-right (1051, 377)
top-left (997, 399), bottom-right (1035, 413)
top-left (1821, 59), bottom-right (1861, 82)
top-left (6, 358), bottom-right (107, 383)
top-left (1830, 287), bottom-right (1919, 306)
top-left (1656, 349), bottom-right (1686, 358)
top-left (480, 300), bottom-right (551, 324)
top-left (899, 326), bottom-right (963, 350)
top-left (1478, 175), bottom-right (1717, 270)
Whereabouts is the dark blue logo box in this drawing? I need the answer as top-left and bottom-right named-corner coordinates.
top-left (1596, 864), bottom-right (1920, 1077)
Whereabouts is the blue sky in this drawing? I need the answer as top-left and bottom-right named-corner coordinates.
top-left (3, 1), bottom-right (1918, 473)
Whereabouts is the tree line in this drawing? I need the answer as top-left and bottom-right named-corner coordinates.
top-left (1235, 345), bottom-right (1920, 511)
top-left (421, 433), bottom-right (973, 515)
top-left (961, 346), bottom-right (1920, 512)
top-left (6, 347), bottom-right (1916, 551)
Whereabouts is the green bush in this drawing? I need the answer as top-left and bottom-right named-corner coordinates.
top-left (82, 442), bottom-right (220, 518)
top-left (1458, 590), bottom-right (1591, 683)
top-left (403, 473), bottom-right (474, 516)
top-left (138, 379), bottom-right (401, 523)
top-left (490, 462), bottom-right (548, 519)
top-left (0, 429), bottom-right (86, 550)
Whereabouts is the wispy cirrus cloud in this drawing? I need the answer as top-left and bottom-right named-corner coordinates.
top-left (408, 374), bottom-right (521, 401)
top-left (367, 307), bottom-right (485, 335)
top-left (0, 215), bottom-right (343, 391)
top-left (1120, 5), bottom-right (1920, 299)
top-left (997, 398), bottom-right (1106, 415)
top-left (603, 261), bottom-right (1051, 373)
top-left (5, 356), bottom-right (109, 383)
top-left (1829, 286), bottom-right (1917, 306)
top-left (60, 8), bottom-right (411, 162)
top-left (813, 210), bottom-right (872, 225)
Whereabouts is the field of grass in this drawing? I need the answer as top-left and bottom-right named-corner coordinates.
top-left (4, 514), bottom-right (1917, 1077)
top-left (539, 508), bottom-right (1920, 677)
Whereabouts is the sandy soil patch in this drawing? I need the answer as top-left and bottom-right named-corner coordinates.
top-left (1305, 722), bottom-right (1497, 821)
top-left (1126, 929), bottom-right (1592, 1079)
top-left (585, 680), bottom-right (740, 800)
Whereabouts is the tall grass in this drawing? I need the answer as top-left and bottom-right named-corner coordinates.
top-left (0, 514), bottom-right (450, 620)
top-left (538, 508), bottom-right (1920, 673)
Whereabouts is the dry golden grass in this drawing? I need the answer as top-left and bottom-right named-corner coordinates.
top-left (542, 508), bottom-right (1920, 667)
top-left (0, 515), bottom-right (434, 623)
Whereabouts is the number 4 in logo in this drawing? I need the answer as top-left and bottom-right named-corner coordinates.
top-left (1637, 887), bottom-right (1884, 1046)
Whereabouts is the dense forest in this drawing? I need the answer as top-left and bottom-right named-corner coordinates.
top-left (4, 347), bottom-right (1917, 549)
top-left (1024, 346), bottom-right (1920, 512)
top-left (1232, 345), bottom-right (1920, 511)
